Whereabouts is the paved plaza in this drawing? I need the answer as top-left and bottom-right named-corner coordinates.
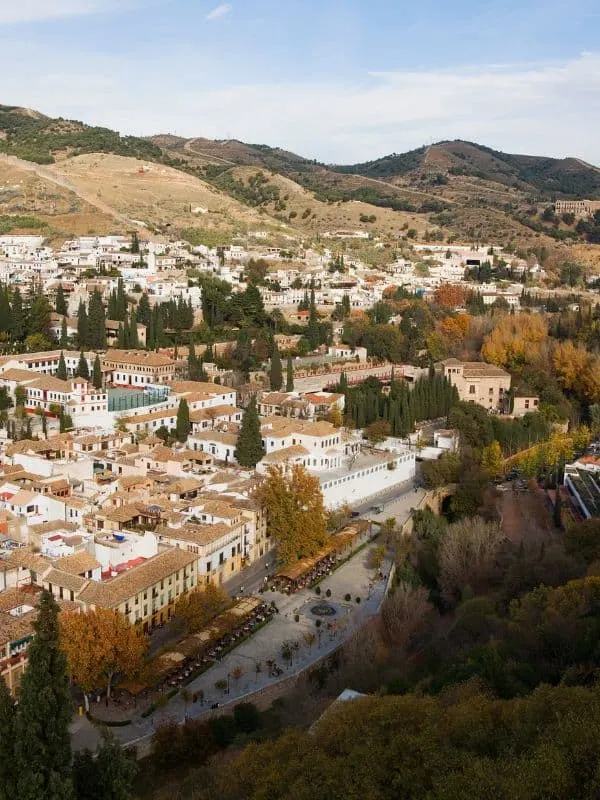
top-left (71, 485), bottom-right (423, 752)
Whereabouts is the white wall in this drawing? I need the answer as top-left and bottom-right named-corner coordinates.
top-left (320, 454), bottom-right (415, 509)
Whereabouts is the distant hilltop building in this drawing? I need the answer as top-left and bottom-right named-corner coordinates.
top-left (554, 199), bottom-right (600, 218)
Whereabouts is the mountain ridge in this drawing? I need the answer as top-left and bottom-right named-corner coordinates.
top-left (0, 104), bottom-right (599, 259)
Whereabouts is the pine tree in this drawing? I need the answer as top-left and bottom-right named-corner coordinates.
top-left (87, 289), bottom-right (106, 350)
top-left (176, 398), bottom-right (191, 442)
top-left (15, 591), bottom-right (74, 800)
top-left (59, 318), bottom-right (68, 349)
top-left (76, 352), bottom-right (89, 380)
top-left (0, 676), bottom-right (16, 800)
top-left (286, 356), bottom-right (294, 392)
top-left (235, 397), bottom-right (265, 467)
top-left (56, 351), bottom-right (67, 381)
top-left (54, 284), bottom-right (67, 316)
top-left (10, 287), bottom-right (25, 341)
top-left (77, 301), bottom-right (89, 349)
top-left (270, 343), bottom-right (283, 391)
top-left (92, 355), bottom-right (102, 390)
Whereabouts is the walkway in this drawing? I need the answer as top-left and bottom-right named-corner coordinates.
top-left (70, 485), bottom-right (422, 752)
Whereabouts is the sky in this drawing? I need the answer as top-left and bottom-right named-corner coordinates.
top-left (1, 0), bottom-right (599, 164)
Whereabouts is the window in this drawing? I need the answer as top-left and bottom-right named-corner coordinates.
top-left (469, 385), bottom-right (476, 395)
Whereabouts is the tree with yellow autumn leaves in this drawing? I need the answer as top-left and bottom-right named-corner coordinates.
top-left (256, 464), bottom-right (328, 567)
top-left (482, 313), bottom-right (548, 370)
top-left (60, 608), bottom-right (147, 710)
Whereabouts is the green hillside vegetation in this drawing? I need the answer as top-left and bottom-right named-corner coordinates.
top-left (334, 144), bottom-right (428, 178)
top-left (338, 139), bottom-right (600, 199)
top-left (0, 105), bottom-right (162, 164)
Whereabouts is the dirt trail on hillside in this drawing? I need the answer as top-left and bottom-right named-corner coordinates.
top-left (0, 154), bottom-right (148, 230)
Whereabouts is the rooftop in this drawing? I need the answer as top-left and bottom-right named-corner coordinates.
top-left (77, 548), bottom-right (198, 608)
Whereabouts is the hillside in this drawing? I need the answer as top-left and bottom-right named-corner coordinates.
top-left (0, 155), bottom-right (126, 243)
top-left (0, 104), bottom-right (599, 261)
top-left (336, 140), bottom-right (600, 199)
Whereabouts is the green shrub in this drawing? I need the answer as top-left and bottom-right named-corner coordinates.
top-left (233, 703), bottom-right (261, 733)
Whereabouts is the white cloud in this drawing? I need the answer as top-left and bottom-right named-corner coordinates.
top-left (1, 43), bottom-right (599, 165)
top-left (205, 3), bottom-right (232, 21)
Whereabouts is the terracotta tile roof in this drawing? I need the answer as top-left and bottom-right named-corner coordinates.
top-left (171, 381), bottom-right (229, 395)
top-left (53, 551), bottom-right (101, 575)
top-left (189, 405), bottom-right (239, 422)
top-left (77, 548), bottom-right (197, 608)
top-left (159, 522), bottom-right (234, 546)
top-left (103, 349), bottom-right (175, 367)
top-left (43, 568), bottom-right (89, 594)
top-left (28, 520), bottom-right (78, 536)
top-left (262, 445), bottom-right (309, 463)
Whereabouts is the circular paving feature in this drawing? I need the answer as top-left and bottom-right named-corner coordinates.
top-left (310, 603), bottom-right (337, 617)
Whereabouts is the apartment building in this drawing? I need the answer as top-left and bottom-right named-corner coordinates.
top-left (77, 548), bottom-right (199, 631)
top-left (440, 358), bottom-right (511, 411)
top-left (103, 350), bottom-right (178, 386)
top-left (157, 521), bottom-right (243, 586)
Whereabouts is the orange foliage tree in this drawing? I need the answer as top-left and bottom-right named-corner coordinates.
top-left (174, 582), bottom-right (231, 634)
top-left (60, 608), bottom-right (147, 709)
top-left (433, 284), bottom-right (466, 308)
top-left (256, 464), bottom-right (328, 567)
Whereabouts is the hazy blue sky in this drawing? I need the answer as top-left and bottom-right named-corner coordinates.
top-left (1, 0), bottom-right (599, 162)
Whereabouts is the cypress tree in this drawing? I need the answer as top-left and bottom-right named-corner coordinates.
top-left (176, 398), bottom-right (191, 442)
top-left (154, 306), bottom-right (166, 349)
top-left (15, 591), bottom-right (74, 800)
top-left (92, 355), bottom-right (102, 390)
top-left (0, 285), bottom-right (11, 334)
top-left (137, 292), bottom-right (151, 326)
top-left (0, 676), bottom-right (16, 799)
top-left (117, 323), bottom-right (125, 349)
top-left (129, 310), bottom-right (139, 348)
top-left (235, 397), bottom-right (265, 467)
top-left (286, 356), bottom-right (294, 392)
top-left (270, 343), bottom-right (283, 391)
top-left (146, 313), bottom-right (155, 350)
top-left (54, 284), bottom-right (67, 317)
top-left (76, 352), bottom-right (89, 380)
top-left (77, 301), bottom-right (89, 349)
top-left (122, 315), bottom-right (131, 349)
top-left (10, 287), bottom-right (25, 342)
top-left (59, 318), bottom-right (68, 349)
top-left (116, 279), bottom-right (127, 321)
top-left (56, 352), bottom-right (67, 381)
top-left (188, 342), bottom-right (199, 381)
top-left (107, 289), bottom-right (118, 321)
top-left (87, 289), bottom-right (106, 350)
